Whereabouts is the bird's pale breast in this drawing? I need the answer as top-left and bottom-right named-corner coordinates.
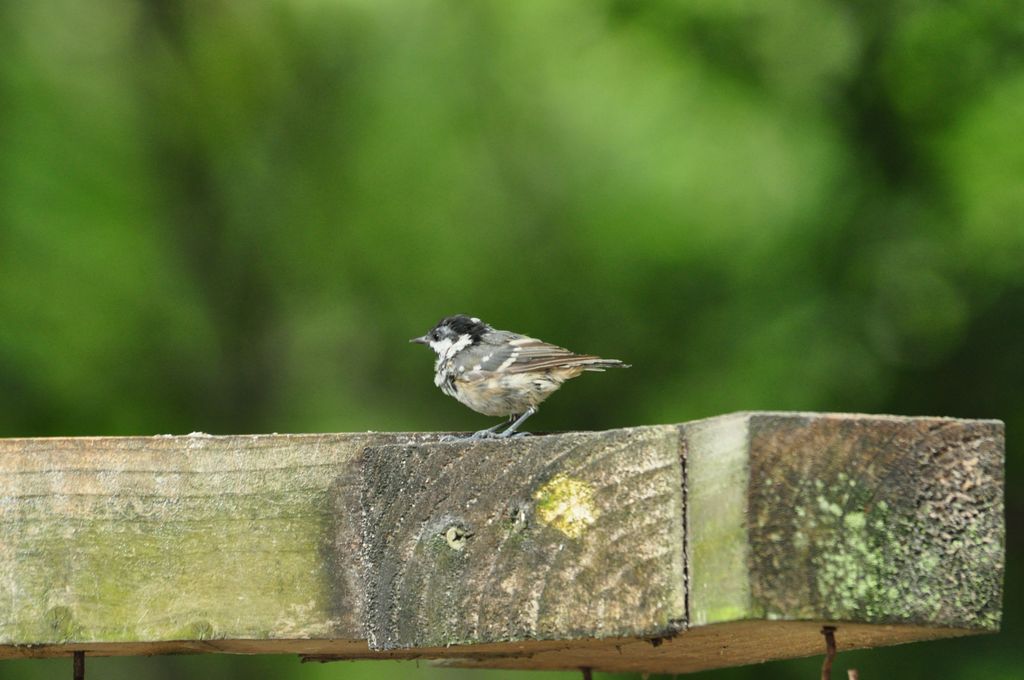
top-left (448, 367), bottom-right (583, 416)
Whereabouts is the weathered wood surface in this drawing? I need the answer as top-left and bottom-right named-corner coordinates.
top-left (0, 432), bottom-right (428, 646)
top-left (360, 426), bottom-right (685, 649)
top-left (0, 413), bottom-right (1004, 674)
top-left (687, 414), bottom-right (1004, 630)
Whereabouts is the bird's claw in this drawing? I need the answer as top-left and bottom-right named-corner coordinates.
top-left (496, 430), bottom-right (531, 439)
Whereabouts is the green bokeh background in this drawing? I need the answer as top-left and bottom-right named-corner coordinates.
top-left (0, 1), bottom-right (1020, 678)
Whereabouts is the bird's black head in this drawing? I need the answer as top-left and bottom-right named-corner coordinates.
top-left (436, 314), bottom-right (491, 340)
top-left (410, 315), bottom-right (492, 356)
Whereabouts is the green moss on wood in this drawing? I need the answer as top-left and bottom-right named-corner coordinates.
top-left (745, 414), bottom-right (1004, 631)
top-left (0, 417), bottom-right (1004, 661)
top-left (0, 433), bottom-right (438, 645)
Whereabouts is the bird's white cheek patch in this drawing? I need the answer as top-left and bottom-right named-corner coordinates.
top-left (443, 334), bottom-right (473, 360)
top-left (429, 338), bottom-right (453, 357)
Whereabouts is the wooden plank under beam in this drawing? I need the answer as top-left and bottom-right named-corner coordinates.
top-left (0, 412), bottom-right (1004, 674)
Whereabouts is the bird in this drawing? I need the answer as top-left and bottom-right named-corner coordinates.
top-left (410, 314), bottom-right (629, 439)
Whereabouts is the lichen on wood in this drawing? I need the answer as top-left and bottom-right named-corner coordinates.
top-left (744, 414), bottom-right (1004, 629)
top-left (358, 426), bottom-right (687, 650)
top-left (0, 413), bottom-right (1005, 674)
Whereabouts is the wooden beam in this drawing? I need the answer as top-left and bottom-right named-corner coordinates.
top-left (359, 426), bottom-right (686, 649)
top-left (0, 413), bottom-right (1003, 674)
top-left (686, 413), bottom-right (1004, 630)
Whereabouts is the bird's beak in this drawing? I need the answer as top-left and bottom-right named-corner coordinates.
top-left (409, 335), bottom-right (430, 345)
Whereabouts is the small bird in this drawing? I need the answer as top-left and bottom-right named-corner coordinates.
top-left (410, 315), bottom-right (629, 439)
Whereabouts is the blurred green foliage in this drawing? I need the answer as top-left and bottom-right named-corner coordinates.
top-left (0, 0), bottom-right (1021, 678)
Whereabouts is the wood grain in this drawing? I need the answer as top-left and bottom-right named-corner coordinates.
top-left (685, 413), bottom-right (1004, 632)
top-left (0, 432), bottom-right (437, 646)
top-left (744, 414), bottom-right (1004, 629)
top-left (358, 426), bottom-right (686, 649)
top-left (0, 413), bottom-right (1004, 673)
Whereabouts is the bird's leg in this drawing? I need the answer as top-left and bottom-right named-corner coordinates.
top-left (467, 417), bottom-right (515, 440)
top-left (496, 407), bottom-right (537, 438)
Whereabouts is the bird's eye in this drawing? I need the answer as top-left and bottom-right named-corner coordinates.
top-left (431, 332), bottom-right (440, 341)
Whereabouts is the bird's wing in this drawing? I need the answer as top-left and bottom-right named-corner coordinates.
top-left (474, 333), bottom-right (603, 373)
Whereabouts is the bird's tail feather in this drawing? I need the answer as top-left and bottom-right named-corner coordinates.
top-left (579, 358), bottom-right (630, 371)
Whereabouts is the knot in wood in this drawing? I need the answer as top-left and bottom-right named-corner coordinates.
top-left (444, 525), bottom-right (472, 551)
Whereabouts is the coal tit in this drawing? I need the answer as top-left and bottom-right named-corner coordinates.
top-left (410, 315), bottom-right (629, 439)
